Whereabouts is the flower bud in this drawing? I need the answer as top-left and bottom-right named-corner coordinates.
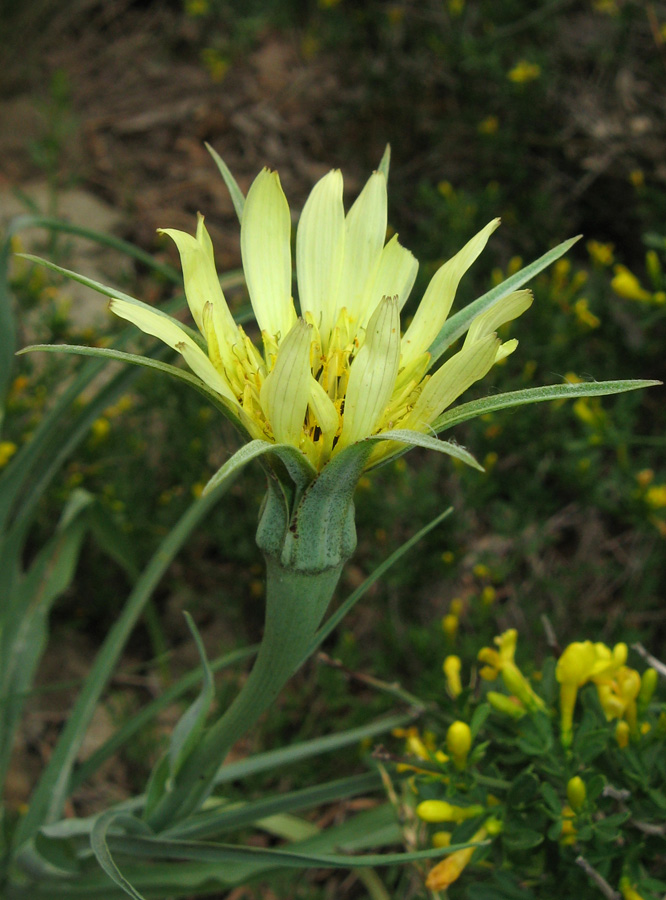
top-left (446, 721), bottom-right (472, 770)
top-left (616, 720), bottom-right (630, 748)
top-left (638, 667), bottom-right (658, 710)
top-left (487, 691), bottom-right (526, 719)
top-left (566, 776), bottom-right (586, 811)
top-left (443, 655), bottom-right (463, 698)
top-left (416, 800), bottom-right (485, 823)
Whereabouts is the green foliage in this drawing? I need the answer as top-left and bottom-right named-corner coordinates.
top-left (390, 630), bottom-right (666, 899)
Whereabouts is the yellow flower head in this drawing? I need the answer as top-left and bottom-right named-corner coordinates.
top-left (110, 158), bottom-right (531, 474)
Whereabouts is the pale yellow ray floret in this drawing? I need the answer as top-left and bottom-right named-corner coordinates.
top-left (109, 162), bottom-right (531, 472)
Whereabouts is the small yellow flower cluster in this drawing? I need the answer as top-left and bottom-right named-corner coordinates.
top-left (478, 629), bottom-right (546, 713)
top-left (555, 640), bottom-right (655, 747)
top-left (416, 809), bottom-right (502, 891)
top-left (587, 240), bottom-right (615, 267)
top-left (612, 264), bottom-right (666, 306)
top-left (507, 60), bottom-right (541, 83)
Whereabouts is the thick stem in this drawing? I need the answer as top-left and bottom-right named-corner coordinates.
top-left (145, 560), bottom-right (342, 831)
top-left (145, 445), bottom-right (371, 832)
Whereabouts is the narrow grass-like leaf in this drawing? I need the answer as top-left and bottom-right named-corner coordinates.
top-left (0, 497), bottom-right (90, 790)
top-left (91, 812), bottom-right (153, 900)
top-left (429, 236), bottom-right (581, 362)
top-left (214, 712), bottom-right (414, 786)
top-left (205, 143), bottom-right (246, 223)
top-left (365, 428), bottom-right (483, 470)
top-left (168, 613), bottom-right (215, 779)
top-left (13, 476), bottom-right (239, 852)
top-left (70, 646), bottom-right (257, 791)
top-left (18, 343), bottom-right (235, 417)
top-left (164, 771), bottom-right (384, 840)
top-left (0, 230), bottom-right (17, 423)
top-left (433, 379), bottom-right (661, 433)
top-left (105, 831), bottom-right (470, 869)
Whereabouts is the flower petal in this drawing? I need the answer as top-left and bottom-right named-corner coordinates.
top-left (296, 169), bottom-right (345, 347)
top-left (358, 234), bottom-right (418, 329)
top-left (401, 218), bottom-right (501, 368)
top-left (308, 376), bottom-right (340, 467)
top-left (403, 332), bottom-right (500, 430)
top-left (337, 295), bottom-right (400, 450)
top-left (109, 298), bottom-right (238, 404)
top-left (241, 168), bottom-right (296, 342)
top-left (260, 319), bottom-right (312, 445)
top-left (464, 289), bottom-right (533, 347)
top-left (158, 216), bottom-right (238, 347)
top-left (337, 170), bottom-right (388, 322)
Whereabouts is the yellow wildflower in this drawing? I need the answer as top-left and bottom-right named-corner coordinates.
top-left (556, 641), bottom-right (627, 746)
top-left (0, 441), bottom-right (18, 468)
top-left (446, 721), bottom-right (472, 770)
top-left (611, 265), bottom-right (652, 302)
top-left (566, 776), bottom-right (586, 811)
top-left (619, 877), bottom-right (645, 900)
top-left (111, 159), bottom-right (531, 474)
top-left (478, 630), bottom-right (545, 711)
top-left (425, 823), bottom-right (489, 891)
top-left (574, 298), bottom-right (600, 329)
top-left (645, 485), bottom-right (666, 509)
top-left (443, 655), bottom-right (463, 698)
top-left (417, 800), bottom-right (485, 824)
top-left (587, 240), bottom-right (614, 267)
top-left (508, 61), bottom-right (541, 83)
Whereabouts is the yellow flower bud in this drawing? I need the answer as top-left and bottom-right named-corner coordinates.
top-left (611, 266), bottom-right (652, 302)
top-left (443, 655), bottom-right (463, 698)
top-left (442, 613), bottom-right (459, 642)
top-left (416, 800), bottom-right (485, 823)
top-left (566, 776), bottom-right (586, 811)
top-left (432, 831), bottom-right (452, 848)
top-left (425, 824), bottom-right (489, 891)
top-left (446, 721), bottom-right (472, 769)
top-left (616, 720), bottom-right (630, 748)
top-left (487, 691), bottom-right (526, 719)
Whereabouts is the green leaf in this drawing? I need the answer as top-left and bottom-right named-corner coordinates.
top-left (434, 379), bottom-right (661, 433)
top-left (168, 614), bottom-right (215, 779)
top-left (540, 782), bottom-right (562, 816)
top-left (104, 831), bottom-right (475, 870)
top-left (0, 494), bottom-right (91, 790)
top-left (429, 235), bottom-right (581, 362)
top-left (365, 428), bottom-right (484, 470)
top-left (202, 439), bottom-right (316, 497)
top-left (70, 646), bottom-right (257, 791)
top-left (507, 772), bottom-right (540, 807)
top-left (91, 812), bottom-right (153, 900)
top-left (501, 824), bottom-right (544, 851)
top-left (163, 771), bottom-right (385, 840)
top-left (18, 343), bottom-right (249, 435)
top-left (13, 476), bottom-right (239, 852)
top-left (205, 142), bottom-right (246, 222)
